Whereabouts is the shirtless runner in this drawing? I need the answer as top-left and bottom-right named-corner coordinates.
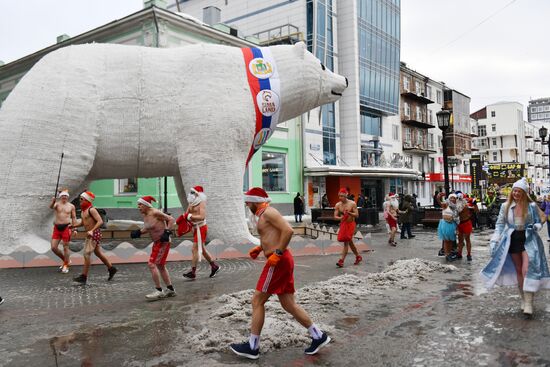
top-left (72, 191), bottom-right (117, 285)
top-left (230, 187), bottom-right (330, 360)
top-left (182, 186), bottom-right (220, 279)
top-left (131, 196), bottom-right (177, 301)
top-left (334, 188), bottom-right (362, 268)
top-left (49, 189), bottom-right (77, 273)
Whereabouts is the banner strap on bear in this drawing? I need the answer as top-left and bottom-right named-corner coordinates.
top-left (241, 47), bottom-right (281, 166)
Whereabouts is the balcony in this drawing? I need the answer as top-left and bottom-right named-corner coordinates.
top-left (401, 89), bottom-right (434, 104)
top-left (401, 109), bottom-right (435, 129)
top-left (525, 131), bottom-right (534, 138)
top-left (252, 24), bottom-right (303, 46)
top-left (526, 146), bottom-right (534, 152)
top-left (402, 140), bottom-right (437, 154)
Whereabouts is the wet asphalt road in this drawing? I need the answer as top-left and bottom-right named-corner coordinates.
top-left (1, 228), bottom-right (550, 367)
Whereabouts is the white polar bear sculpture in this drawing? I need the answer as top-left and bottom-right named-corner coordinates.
top-left (0, 42), bottom-right (346, 254)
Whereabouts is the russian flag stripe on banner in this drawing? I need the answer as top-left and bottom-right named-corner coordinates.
top-left (241, 47), bottom-right (282, 166)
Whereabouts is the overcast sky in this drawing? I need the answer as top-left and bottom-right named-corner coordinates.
top-left (1, 0), bottom-right (547, 114)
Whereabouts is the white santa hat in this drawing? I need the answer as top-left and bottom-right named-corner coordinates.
top-left (58, 190), bottom-right (69, 198)
top-left (512, 177), bottom-right (529, 193)
top-left (137, 195), bottom-right (156, 208)
top-left (244, 187), bottom-right (272, 203)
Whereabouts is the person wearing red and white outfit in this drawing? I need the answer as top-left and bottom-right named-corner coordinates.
top-left (72, 191), bottom-right (117, 285)
top-left (383, 193), bottom-right (399, 246)
top-left (131, 196), bottom-right (177, 301)
top-left (334, 188), bottom-right (362, 268)
top-left (49, 189), bottom-right (77, 274)
top-left (182, 186), bottom-right (220, 279)
top-left (230, 188), bottom-right (330, 360)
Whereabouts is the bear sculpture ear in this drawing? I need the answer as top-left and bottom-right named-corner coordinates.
top-left (293, 41), bottom-right (306, 59)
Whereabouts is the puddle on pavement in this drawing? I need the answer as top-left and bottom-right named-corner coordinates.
top-left (45, 318), bottom-right (180, 366)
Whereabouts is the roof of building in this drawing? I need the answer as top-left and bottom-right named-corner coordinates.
top-left (0, 5), bottom-right (254, 78)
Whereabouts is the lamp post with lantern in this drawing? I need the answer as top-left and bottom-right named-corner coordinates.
top-left (539, 126), bottom-right (549, 182)
top-left (437, 110), bottom-right (452, 197)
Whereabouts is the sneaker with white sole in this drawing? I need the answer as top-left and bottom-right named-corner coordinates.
top-left (163, 289), bottom-right (176, 298)
top-left (304, 332), bottom-right (331, 355)
top-left (61, 265), bottom-right (69, 274)
top-left (229, 342), bottom-right (260, 360)
top-left (0, 297), bottom-right (4, 306)
top-left (145, 290), bottom-right (166, 301)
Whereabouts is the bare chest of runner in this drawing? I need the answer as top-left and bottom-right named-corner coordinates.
top-left (143, 213), bottom-right (165, 241)
top-left (337, 202), bottom-right (355, 222)
top-left (256, 210), bottom-right (280, 255)
top-left (55, 203), bottom-right (73, 224)
top-left (81, 209), bottom-right (98, 231)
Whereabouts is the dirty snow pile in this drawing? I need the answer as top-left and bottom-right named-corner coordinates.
top-left (183, 258), bottom-right (456, 353)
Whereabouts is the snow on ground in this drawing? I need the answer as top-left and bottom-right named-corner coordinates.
top-left (181, 258), bottom-right (457, 353)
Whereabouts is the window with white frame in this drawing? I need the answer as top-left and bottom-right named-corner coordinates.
top-left (416, 105), bottom-right (422, 121)
top-left (428, 133), bottom-right (434, 149)
top-left (492, 137), bottom-right (497, 146)
top-left (531, 107), bottom-right (537, 113)
top-left (426, 85), bottom-right (432, 100)
top-left (545, 106), bottom-right (550, 111)
top-left (538, 106), bottom-right (544, 112)
top-left (493, 151), bottom-right (498, 161)
top-left (415, 80), bottom-right (422, 95)
top-left (436, 90), bottom-right (442, 104)
top-left (404, 127), bottom-right (411, 143)
top-left (478, 125), bottom-right (486, 136)
top-left (404, 102), bottom-right (411, 117)
top-left (403, 76), bottom-right (410, 91)
top-left (115, 178), bottom-right (138, 195)
top-left (262, 152), bottom-right (287, 192)
top-left (428, 109), bottom-right (433, 123)
top-left (491, 111), bottom-right (496, 117)
top-left (491, 124), bottom-right (496, 132)
top-left (392, 125), bottom-right (399, 141)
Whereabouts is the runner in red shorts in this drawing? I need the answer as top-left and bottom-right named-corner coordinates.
top-left (456, 192), bottom-right (478, 261)
top-left (49, 189), bottom-right (77, 273)
top-left (182, 186), bottom-right (220, 280)
top-left (334, 188), bottom-right (362, 267)
top-left (131, 195), bottom-right (176, 301)
top-left (229, 188), bottom-right (330, 360)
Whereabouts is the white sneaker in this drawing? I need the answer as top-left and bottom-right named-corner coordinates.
top-left (61, 265), bottom-right (69, 274)
top-left (163, 289), bottom-right (176, 298)
top-left (145, 290), bottom-right (166, 301)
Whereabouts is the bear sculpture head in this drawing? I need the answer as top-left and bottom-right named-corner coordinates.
top-left (269, 42), bottom-right (347, 123)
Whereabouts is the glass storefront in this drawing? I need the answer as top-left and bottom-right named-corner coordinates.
top-left (262, 152), bottom-right (287, 192)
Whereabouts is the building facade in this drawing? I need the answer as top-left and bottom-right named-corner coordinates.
top-left (172, 0), bottom-right (413, 210)
top-left (0, 2), bottom-right (306, 216)
top-left (470, 101), bottom-right (545, 190)
top-left (528, 97), bottom-right (550, 128)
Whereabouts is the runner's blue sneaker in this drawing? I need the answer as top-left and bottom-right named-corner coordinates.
top-left (229, 342), bottom-right (260, 360)
top-left (305, 332), bottom-right (331, 355)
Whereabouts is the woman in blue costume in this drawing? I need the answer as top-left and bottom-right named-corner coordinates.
top-left (480, 178), bottom-right (550, 317)
top-left (438, 200), bottom-right (458, 262)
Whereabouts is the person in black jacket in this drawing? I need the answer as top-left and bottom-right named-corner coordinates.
top-left (294, 193), bottom-right (304, 223)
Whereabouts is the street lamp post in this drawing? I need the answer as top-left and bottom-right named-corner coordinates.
top-left (539, 126), bottom-right (549, 181)
top-left (437, 110), bottom-right (452, 197)
top-left (448, 157), bottom-right (460, 193)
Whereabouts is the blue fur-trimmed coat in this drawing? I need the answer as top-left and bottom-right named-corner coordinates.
top-left (480, 201), bottom-right (550, 292)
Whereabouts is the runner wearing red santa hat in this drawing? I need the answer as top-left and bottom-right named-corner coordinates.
top-left (182, 186), bottom-right (220, 279)
top-left (72, 191), bottom-right (117, 285)
top-left (230, 187), bottom-right (330, 360)
top-left (131, 195), bottom-right (177, 301)
top-left (334, 188), bottom-right (362, 268)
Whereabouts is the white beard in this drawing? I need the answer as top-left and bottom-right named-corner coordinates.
top-left (187, 192), bottom-right (206, 207)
